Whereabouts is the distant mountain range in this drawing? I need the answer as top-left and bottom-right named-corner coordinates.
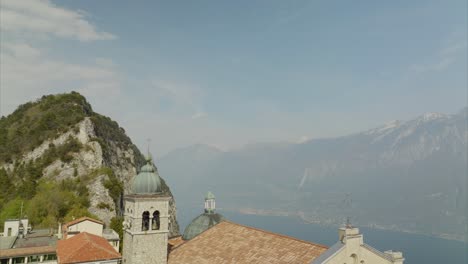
top-left (160, 108), bottom-right (467, 241)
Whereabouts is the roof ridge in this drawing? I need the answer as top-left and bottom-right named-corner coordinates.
top-left (60, 232), bottom-right (120, 263)
top-left (363, 243), bottom-right (393, 261)
top-left (62, 238), bottom-right (90, 262)
top-left (222, 220), bottom-right (329, 249)
top-left (171, 220), bottom-right (328, 256)
top-left (169, 223), bottom-right (215, 254)
top-left (82, 232), bottom-right (120, 257)
top-left (91, 239), bottom-right (121, 257)
top-left (63, 216), bottom-right (104, 228)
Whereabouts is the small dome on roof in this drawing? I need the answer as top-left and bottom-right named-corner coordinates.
top-left (182, 213), bottom-right (225, 240)
top-left (205, 191), bottom-right (215, 200)
top-left (182, 192), bottom-right (224, 240)
top-left (131, 155), bottom-right (162, 194)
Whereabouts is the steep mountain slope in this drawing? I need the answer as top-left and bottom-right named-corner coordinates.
top-left (0, 92), bottom-right (180, 237)
top-left (160, 108), bottom-right (467, 241)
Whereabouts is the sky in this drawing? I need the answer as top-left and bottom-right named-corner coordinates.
top-left (0, 0), bottom-right (466, 155)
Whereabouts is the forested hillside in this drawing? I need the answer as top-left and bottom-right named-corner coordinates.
top-left (0, 92), bottom-right (180, 237)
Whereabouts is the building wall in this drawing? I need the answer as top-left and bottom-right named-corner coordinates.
top-left (324, 245), bottom-right (394, 264)
top-left (122, 196), bottom-right (170, 264)
top-left (3, 219), bottom-right (28, 237)
top-left (3, 221), bottom-right (19, 237)
top-left (108, 239), bottom-right (120, 253)
top-left (322, 228), bottom-right (403, 264)
top-left (123, 232), bottom-right (168, 264)
top-left (67, 220), bottom-right (103, 238)
top-left (1, 254), bottom-right (57, 264)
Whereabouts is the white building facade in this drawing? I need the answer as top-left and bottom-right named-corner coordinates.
top-left (311, 226), bottom-right (404, 264)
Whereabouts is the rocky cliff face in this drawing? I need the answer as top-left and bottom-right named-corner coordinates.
top-left (0, 93), bottom-right (180, 237)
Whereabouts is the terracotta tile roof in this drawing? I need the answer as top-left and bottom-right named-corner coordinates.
top-left (57, 232), bottom-right (121, 264)
top-left (168, 221), bottom-right (328, 264)
top-left (63, 217), bottom-right (104, 229)
top-left (0, 246), bottom-right (56, 258)
top-left (168, 236), bottom-right (186, 252)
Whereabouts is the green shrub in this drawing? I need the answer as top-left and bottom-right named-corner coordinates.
top-left (97, 202), bottom-right (112, 210)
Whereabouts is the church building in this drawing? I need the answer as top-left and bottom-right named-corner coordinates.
top-left (122, 155), bottom-right (404, 264)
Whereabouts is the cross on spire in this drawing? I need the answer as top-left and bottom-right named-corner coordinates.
top-left (146, 138), bottom-right (151, 156)
top-left (343, 193), bottom-right (353, 228)
top-left (145, 138), bottom-right (154, 162)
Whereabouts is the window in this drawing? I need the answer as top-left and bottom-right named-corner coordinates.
top-left (12, 257), bottom-right (25, 264)
top-left (142, 211), bottom-right (150, 231)
top-left (152, 211), bottom-right (160, 230)
top-left (7, 228), bottom-right (12, 236)
top-left (351, 254), bottom-right (358, 264)
top-left (43, 254), bottom-right (57, 261)
top-left (28, 255), bottom-right (40, 262)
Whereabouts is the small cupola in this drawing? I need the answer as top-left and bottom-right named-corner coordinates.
top-left (131, 154), bottom-right (162, 194)
top-left (182, 192), bottom-right (225, 240)
top-left (204, 191), bottom-right (216, 213)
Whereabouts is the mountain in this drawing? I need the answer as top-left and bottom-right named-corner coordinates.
top-left (0, 92), bottom-right (180, 237)
top-left (160, 108), bottom-right (467, 241)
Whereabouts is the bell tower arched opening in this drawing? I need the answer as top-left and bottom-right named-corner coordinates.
top-left (142, 211), bottom-right (150, 231)
top-left (152, 211), bottom-right (160, 230)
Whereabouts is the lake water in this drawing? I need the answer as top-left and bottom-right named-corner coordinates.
top-left (178, 208), bottom-right (467, 264)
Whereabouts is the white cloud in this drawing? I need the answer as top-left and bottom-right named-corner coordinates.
top-left (409, 32), bottom-right (467, 74)
top-left (1, 43), bottom-right (41, 58)
top-left (151, 79), bottom-right (206, 118)
top-left (191, 111), bottom-right (207, 120)
top-left (0, 41), bottom-right (122, 115)
top-left (0, 0), bottom-right (121, 116)
top-left (296, 136), bottom-right (310, 144)
top-left (0, 0), bottom-right (115, 42)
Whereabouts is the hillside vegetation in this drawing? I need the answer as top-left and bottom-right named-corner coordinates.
top-left (0, 92), bottom-right (151, 232)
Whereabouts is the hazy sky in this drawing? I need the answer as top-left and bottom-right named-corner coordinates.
top-left (0, 0), bottom-right (466, 155)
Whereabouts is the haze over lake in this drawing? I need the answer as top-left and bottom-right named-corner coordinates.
top-left (178, 208), bottom-right (467, 264)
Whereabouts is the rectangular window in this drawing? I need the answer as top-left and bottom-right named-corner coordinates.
top-left (43, 254), bottom-right (57, 261)
top-left (28, 255), bottom-right (40, 262)
top-left (12, 257), bottom-right (25, 264)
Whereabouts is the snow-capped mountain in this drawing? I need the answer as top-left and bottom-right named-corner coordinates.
top-left (160, 108), bottom-right (467, 241)
top-left (360, 109), bottom-right (466, 165)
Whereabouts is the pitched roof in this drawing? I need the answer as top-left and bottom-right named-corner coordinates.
top-left (168, 221), bottom-right (328, 264)
top-left (63, 217), bottom-right (104, 229)
top-left (168, 236), bottom-right (186, 252)
top-left (0, 246), bottom-right (56, 258)
top-left (310, 242), bottom-right (345, 264)
top-left (57, 232), bottom-right (121, 264)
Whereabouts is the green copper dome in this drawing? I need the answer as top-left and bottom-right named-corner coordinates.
top-left (182, 191), bottom-right (224, 240)
top-left (131, 156), bottom-right (162, 194)
top-left (182, 212), bottom-right (225, 240)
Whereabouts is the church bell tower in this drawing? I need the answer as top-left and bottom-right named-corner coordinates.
top-left (122, 155), bottom-right (170, 264)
